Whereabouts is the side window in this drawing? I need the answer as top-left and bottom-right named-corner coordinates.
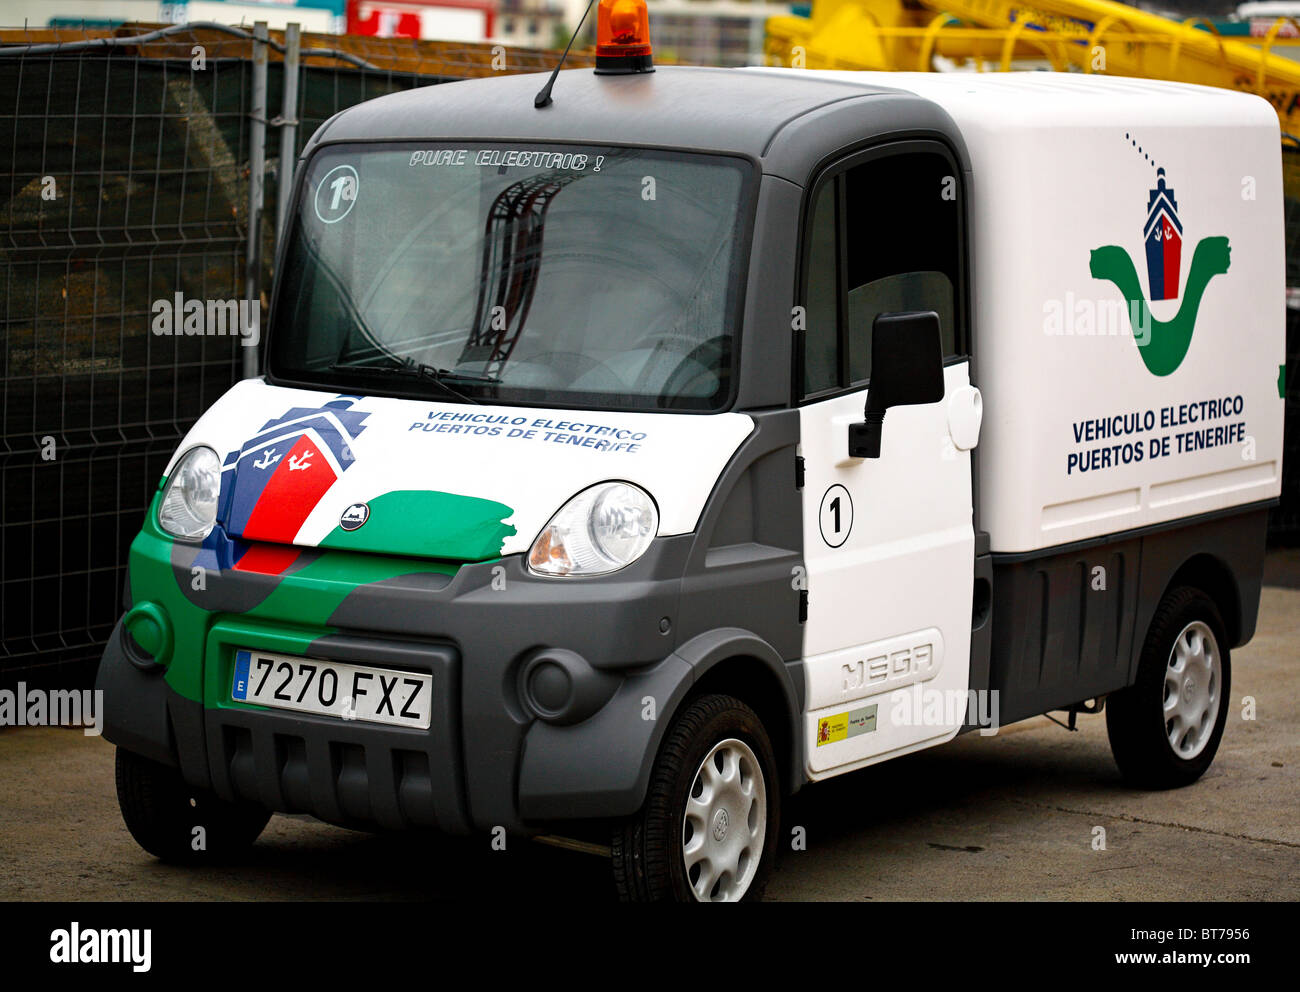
top-left (803, 183), bottom-right (839, 395)
top-left (847, 271), bottom-right (954, 384)
top-left (800, 148), bottom-right (962, 399)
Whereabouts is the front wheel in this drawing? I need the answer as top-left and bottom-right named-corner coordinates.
top-left (612, 694), bottom-right (780, 902)
top-left (1106, 586), bottom-right (1231, 789)
top-left (115, 747), bottom-right (270, 862)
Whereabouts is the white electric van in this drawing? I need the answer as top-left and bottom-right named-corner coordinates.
top-left (98, 38), bottom-right (1284, 901)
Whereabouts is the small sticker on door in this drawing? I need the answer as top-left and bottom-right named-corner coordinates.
top-left (819, 484), bottom-right (853, 548)
top-left (816, 705), bottom-right (877, 746)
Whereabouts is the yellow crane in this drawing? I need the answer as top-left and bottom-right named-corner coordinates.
top-left (766, 0), bottom-right (1300, 135)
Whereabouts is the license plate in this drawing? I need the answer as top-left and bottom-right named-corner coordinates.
top-left (231, 649), bottom-right (433, 729)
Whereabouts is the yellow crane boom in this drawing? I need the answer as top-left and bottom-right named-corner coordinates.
top-left (766, 0), bottom-right (1300, 134)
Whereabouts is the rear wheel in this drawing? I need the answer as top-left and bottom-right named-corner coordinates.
top-left (612, 694), bottom-right (780, 902)
top-left (1106, 587), bottom-right (1230, 789)
top-left (115, 747), bottom-right (270, 862)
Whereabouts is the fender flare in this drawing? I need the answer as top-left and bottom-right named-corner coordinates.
top-left (516, 628), bottom-right (802, 822)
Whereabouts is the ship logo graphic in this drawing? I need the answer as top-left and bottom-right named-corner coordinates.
top-left (1090, 155), bottom-right (1231, 377)
top-left (1144, 169), bottom-right (1183, 301)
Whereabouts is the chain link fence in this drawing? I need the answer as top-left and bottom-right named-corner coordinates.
top-left (2, 22), bottom-right (1297, 692)
top-left (0, 23), bottom-right (597, 691)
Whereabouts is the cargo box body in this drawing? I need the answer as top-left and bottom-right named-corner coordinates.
top-left (782, 71), bottom-right (1285, 553)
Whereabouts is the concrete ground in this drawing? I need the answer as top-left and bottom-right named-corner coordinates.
top-left (2, 586), bottom-right (1297, 902)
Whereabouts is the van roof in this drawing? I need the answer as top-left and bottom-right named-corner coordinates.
top-left (310, 66), bottom-right (1274, 176)
top-left (748, 68), bottom-right (1258, 99)
top-left (308, 65), bottom-right (939, 174)
top-left (746, 67), bottom-right (1278, 126)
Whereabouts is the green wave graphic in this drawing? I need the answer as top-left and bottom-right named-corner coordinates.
top-left (1089, 235), bottom-right (1231, 377)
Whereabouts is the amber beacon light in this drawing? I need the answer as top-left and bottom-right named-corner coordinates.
top-left (595, 0), bottom-right (655, 75)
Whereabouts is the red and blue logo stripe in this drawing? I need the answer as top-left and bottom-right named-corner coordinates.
top-left (217, 398), bottom-right (370, 546)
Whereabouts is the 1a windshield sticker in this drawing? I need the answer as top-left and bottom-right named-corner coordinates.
top-left (314, 164), bottom-right (359, 224)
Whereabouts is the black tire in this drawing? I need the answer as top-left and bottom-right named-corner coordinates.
top-left (612, 693), bottom-right (780, 902)
top-left (1106, 586), bottom-right (1231, 789)
top-left (115, 747), bottom-right (270, 862)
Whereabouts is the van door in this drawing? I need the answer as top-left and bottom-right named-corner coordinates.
top-left (796, 142), bottom-right (980, 778)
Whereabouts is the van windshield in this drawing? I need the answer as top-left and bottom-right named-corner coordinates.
top-left (268, 142), bottom-right (752, 412)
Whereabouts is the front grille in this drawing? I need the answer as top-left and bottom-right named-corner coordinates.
top-left (204, 631), bottom-right (468, 832)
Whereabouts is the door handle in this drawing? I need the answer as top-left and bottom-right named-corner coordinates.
top-left (947, 385), bottom-right (982, 451)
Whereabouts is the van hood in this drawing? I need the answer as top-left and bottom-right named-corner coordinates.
top-left (166, 379), bottom-right (754, 562)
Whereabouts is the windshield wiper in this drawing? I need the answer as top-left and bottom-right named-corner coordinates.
top-left (330, 355), bottom-right (411, 374)
top-left (328, 357), bottom-right (482, 405)
top-left (426, 367), bottom-right (501, 385)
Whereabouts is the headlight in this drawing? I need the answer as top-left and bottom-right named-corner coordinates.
top-left (158, 446), bottom-right (221, 541)
top-left (528, 482), bottom-right (658, 576)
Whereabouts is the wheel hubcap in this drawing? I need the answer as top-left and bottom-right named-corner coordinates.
top-left (682, 738), bottom-right (766, 902)
top-left (1163, 620), bottom-right (1221, 760)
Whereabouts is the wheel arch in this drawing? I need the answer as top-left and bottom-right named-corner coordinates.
top-left (675, 630), bottom-right (805, 798)
top-left (1124, 507), bottom-right (1267, 691)
top-left (515, 627), bottom-right (804, 824)
top-left (1162, 552), bottom-right (1243, 646)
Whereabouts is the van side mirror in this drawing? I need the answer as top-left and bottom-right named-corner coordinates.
top-left (848, 310), bottom-right (946, 459)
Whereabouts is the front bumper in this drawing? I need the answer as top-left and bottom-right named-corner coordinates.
top-left (98, 511), bottom-right (695, 835)
top-left (99, 618), bottom-right (471, 830)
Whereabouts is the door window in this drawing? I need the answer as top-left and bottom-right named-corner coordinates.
top-left (800, 148), bottom-right (964, 399)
